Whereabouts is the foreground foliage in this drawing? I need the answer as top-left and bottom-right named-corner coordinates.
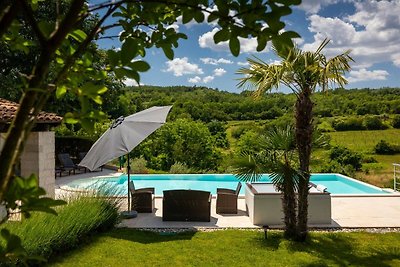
top-left (49, 229), bottom-right (400, 267)
top-left (1, 197), bottom-right (119, 265)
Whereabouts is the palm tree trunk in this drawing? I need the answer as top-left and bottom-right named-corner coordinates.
top-left (282, 181), bottom-right (297, 239)
top-left (295, 87), bottom-right (313, 241)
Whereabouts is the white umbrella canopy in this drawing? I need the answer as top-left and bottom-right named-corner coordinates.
top-left (79, 105), bottom-right (172, 171)
top-left (79, 106), bottom-right (172, 215)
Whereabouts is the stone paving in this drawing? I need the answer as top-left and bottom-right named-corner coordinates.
top-left (56, 170), bottom-right (400, 229)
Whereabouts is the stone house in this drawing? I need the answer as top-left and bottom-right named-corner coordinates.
top-left (0, 98), bottom-right (62, 197)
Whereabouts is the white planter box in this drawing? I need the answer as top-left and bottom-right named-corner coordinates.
top-left (245, 183), bottom-right (331, 226)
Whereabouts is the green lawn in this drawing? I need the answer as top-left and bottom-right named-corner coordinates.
top-left (49, 229), bottom-right (400, 267)
top-left (327, 129), bottom-right (400, 187)
top-left (329, 129), bottom-right (400, 153)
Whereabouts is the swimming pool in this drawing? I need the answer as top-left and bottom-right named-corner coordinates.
top-left (66, 173), bottom-right (390, 196)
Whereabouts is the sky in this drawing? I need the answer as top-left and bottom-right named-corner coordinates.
top-left (95, 0), bottom-right (400, 93)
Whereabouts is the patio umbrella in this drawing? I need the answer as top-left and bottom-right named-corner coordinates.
top-left (79, 105), bottom-right (172, 212)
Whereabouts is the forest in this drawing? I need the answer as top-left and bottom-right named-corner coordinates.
top-left (51, 85), bottom-right (400, 188)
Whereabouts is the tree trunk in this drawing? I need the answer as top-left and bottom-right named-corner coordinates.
top-left (282, 179), bottom-right (297, 239)
top-left (0, 0), bottom-right (86, 200)
top-left (295, 87), bottom-right (313, 241)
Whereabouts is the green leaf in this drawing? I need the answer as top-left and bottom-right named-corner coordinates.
top-left (182, 9), bottom-right (194, 24)
top-left (38, 21), bottom-right (54, 38)
top-left (124, 68), bottom-right (140, 81)
top-left (280, 30), bottom-right (301, 40)
top-left (194, 10), bottom-right (205, 23)
top-left (80, 118), bottom-right (95, 133)
top-left (107, 50), bottom-right (120, 67)
top-left (64, 112), bottom-right (79, 124)
top-left (81, 82), bottom-right (108, 97)
top-left (129, 61), bottom-right (150, 72)
top-left (161, 45), bottom-right (174, 60)
top-left (121, 38), bottom-right (138, 64)
top-left (56, 85), bottom-right (67, 99)
top-left (229, 37), bottom-right (240, 57)
top-left (256, 36), bottom-right (267, 52)
top-left (4, 174), bottom-right (66, 219)
top-left (213, 29), bottom-right (230, 43)
top-left (69, 29), bottom-right (87, 43)
top-left (207, 12), bottom-right (219, 23)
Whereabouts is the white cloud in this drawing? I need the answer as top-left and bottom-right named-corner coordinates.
top-left (200, 57), bottom-right (233, 65)
top-left (188, 75), bottom-right (215, 84)
top-left (213, 68), bottom-right (226, 77)
top-left (203, 75), bottom-right (214, 83)
top-left (237, 61), bottom-right (250, 66)
top-left (164, 57), bottom-right (203, 76)
top-left (302, 1), bottom-right (400, 69)
top-left (123, 78), bottom-right (143, 86)
top-left (392, 53), bottom-right (400, 67)
top-left (198, 28), bottom-right (262, 53)
top-left (188, 76), bottom-right (202, 83)
top-left (298, 0), bottom-right (343, 14)
top-left (347, 68), bottom-right (389, 83)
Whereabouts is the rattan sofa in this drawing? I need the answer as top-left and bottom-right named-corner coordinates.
top-left (162, 189), bottom-right (211, 222)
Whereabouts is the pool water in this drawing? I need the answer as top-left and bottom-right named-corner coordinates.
top-left (66, 173), bottom-right (389, 196)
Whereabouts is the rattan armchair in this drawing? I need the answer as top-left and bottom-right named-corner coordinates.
top-left (129, 181), bottom-right (155, 213)
top-left (216, 182), bottom-right (242, 214)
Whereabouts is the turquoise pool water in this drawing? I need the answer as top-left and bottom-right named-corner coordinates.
top-left (66, 173), bottom-right (389, 196)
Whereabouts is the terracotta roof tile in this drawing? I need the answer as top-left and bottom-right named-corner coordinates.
top-left (0, 98), bottom-right (63, 124)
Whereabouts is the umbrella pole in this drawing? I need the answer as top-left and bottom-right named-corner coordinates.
top-left (127, 153), bottom-right (130, 211)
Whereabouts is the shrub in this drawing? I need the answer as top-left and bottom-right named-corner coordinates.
top-left (134, 119), bottom-right (222, 171)
top-left (392, 115), bottom-right (400, 128)
top-left (374, 140), bottom-right (400, 155)
top-left (265, 115), bottom-right (293, 130)
top-left (319, 161), bottom-right (356, 177)
top-left (231, 126), bottom-right (249, 139)
top-left (363, 116), bottom-right (388, 130)
top-left (130, 157), bottom-right (148, 173)
top-left (236, 130), bottom-right (261, 154)
top-left (207, 121), bottom-right (229, 148)
top-left (169, 162), bottom-right (193, 174)
top-left (329, 146), bottom-right (363, 170)
top-left (317, 121), bottom-right (334, 132)
top-left (363, 156), bottom-right (378, 163)
top-left (2, 196), bottom-right (119, 264)
top-left (332, 117), bottom-right (365, 131)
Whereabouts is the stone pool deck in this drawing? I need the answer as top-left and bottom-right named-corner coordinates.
top-left (56, 170), bottom-right (400, 229)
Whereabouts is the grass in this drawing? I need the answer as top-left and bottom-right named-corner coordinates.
top-left (327, 129), bottom-right (400, 187)
top-left (49, 229), bottom-right (400, 267)
top-left (329, 129), bottom-right (400, 153)
top-left (1, 196), bottom-right (120, 265)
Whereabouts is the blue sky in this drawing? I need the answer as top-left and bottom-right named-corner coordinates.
top-left (95, 1), bottom-right (400, 93)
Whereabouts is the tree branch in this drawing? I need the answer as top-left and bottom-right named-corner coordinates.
top-left (18, 0), bottom-right (47, 46)
top-left (98, 35), bottom-right (119, 40)
top-left (0, 0), bottom-right (87, 201)
top-left (88, 0), bottom-right (126, 13)
top-left (0, 2), bottom-right (19, 38)
top-left (53, 4), bottom-right (122, 85)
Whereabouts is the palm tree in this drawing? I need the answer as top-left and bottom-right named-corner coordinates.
top-left (234, 126), bottom-right (300, 239)
top-left (237, 39), bottom-right (353, 241)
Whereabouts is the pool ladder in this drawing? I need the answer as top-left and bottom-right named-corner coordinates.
top-left (393, 163), bottom-right (400, 191)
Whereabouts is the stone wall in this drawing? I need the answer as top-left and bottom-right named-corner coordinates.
top-left (20, 132), bottom-right (55, 197)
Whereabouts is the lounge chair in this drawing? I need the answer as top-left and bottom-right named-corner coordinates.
top-left (163, 189), bottom-right (211, 222)
top-left (129, 181), bottom-right (155, 213)
top-left (57, 153), bottom-right (86, 175)
top-left (216, 182), bottom-right (242, 214)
